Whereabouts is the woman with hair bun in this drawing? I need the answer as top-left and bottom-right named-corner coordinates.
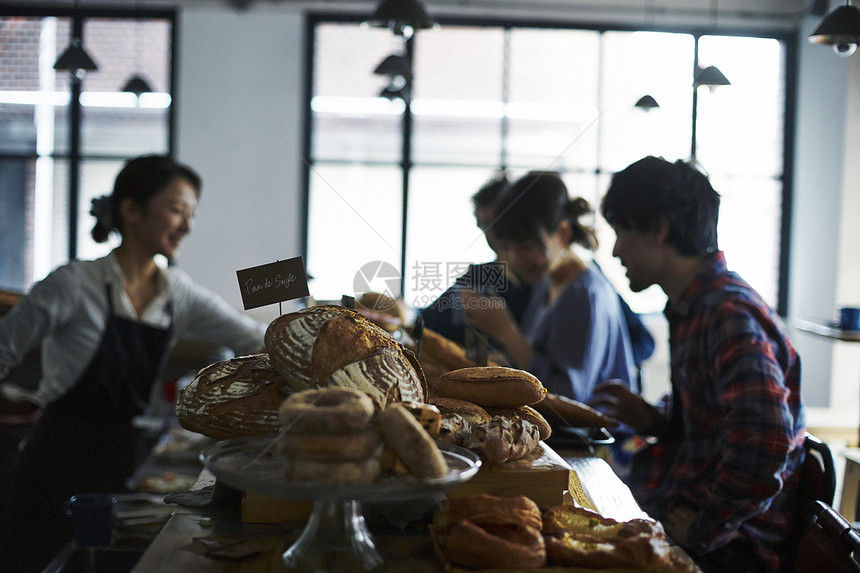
top-left (460, 171), bottom-right (636, 404)
top-left (0, 155), bottom-right (266, 572)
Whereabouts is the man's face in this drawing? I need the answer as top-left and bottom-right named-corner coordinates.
top-left (611, 225), bottom-right (661, 293)
top-left (475, 206), bottom-right (501, 254)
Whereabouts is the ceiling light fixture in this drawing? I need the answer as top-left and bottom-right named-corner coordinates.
top-left (54, 37), bottom-right (98, 81)
top-left (809, 0), bottom-right (860, 57)
top-left (120, 0), bottom-right (154, 97)
top-left (693, 65), bottom-right (731, 89)
top-left (364, 0), bottom-right (437, 39)
top-left (54, 0), bottom-right (98, 81)
top-left (634, 94), bottom-right (660, 111)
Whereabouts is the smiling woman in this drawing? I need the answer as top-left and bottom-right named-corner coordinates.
top-left (0, 155), bottom-right (268, 573)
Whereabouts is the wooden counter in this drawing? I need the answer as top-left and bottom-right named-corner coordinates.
top-left (132, 450), bottom-right (679, 572)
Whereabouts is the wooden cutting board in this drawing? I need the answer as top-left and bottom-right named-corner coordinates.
top-left (444, 442), bottom-right (571, 507)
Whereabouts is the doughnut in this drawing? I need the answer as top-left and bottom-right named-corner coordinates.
top-left (282, 457), bottom-right (380, 484)
top-left (485, 405), bottom-right (552, 441)
top-left (279, 426), bottom-right (382, 461)
top-left (377, 403), bottom-right (449, 479)
top-left (431, 366), bottom-right (547, 407)
top-left (443, 516), bottom-right (546, 570)
top-left (278, 387), bottom-right (374, 434)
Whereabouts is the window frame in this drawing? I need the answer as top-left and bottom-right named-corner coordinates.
top-left (0, 5), bottom-right (178, 269)
top-left (302, 13), bottom-right (797, 314)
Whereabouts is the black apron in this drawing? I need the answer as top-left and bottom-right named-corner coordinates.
top-left (0, 284), bottom-right (173, 573)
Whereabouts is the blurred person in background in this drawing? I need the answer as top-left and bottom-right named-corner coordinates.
top-left (459, 170), bottom-right (637, 405)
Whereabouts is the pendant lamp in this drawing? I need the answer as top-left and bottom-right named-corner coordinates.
top-left (54, 37), bottom-right (98, 81)
top-left (693, 65), bottom-right (731, 88)
top-left (634, 94), bottom-right (660, 111)
top-left (121, 1), bottom-right (153, 96)
top-left (122, 75), bottom-right (153, 96)
top-left (809, 1), bottom-right (860, 57)
top-left (364, 0), bottom-right (436, 39)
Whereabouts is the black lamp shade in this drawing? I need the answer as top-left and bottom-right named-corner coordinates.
top-left (374, 54), bottom-right (412, 80)
top-left (121, 75), bottom-right (153, 96)
top-left (693, 65), bottom-right (731, 87)
top-left (635, 95), bottom-right (659, 110)
top-left (809, 4), bottom-right (860, 44)
top-left (366, 0), bottom-right (436, 36)
top-left (54, 40), bottom-right (98, 73)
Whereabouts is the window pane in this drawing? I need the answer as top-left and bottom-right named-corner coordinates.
top-left (507, 29), bottom-right (600, 170)
top-left (600, 31), bottom-right (695, 171)
top-left (712, 174), bottom-right (781, 307)
top-left (306, 164), bottom-right (403, 301)
top-left (312, 23), bottom-right (405, 163)
top-left (76, 160), bottom-right (123, 261)
top-left (0, 158), bottom-right (35, 291)
top-left (404, 167), bottom-right (498, 307)
top-left (80, 18), bottom-right (171, 156)
top-left (695, 36), bottom-right (784, 176)
top-left (411, 26), bottom-right (505, 165)
top-left (0, 17), bottom-right (68, 155)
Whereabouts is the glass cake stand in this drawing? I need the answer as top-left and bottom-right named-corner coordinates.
top-left (202, 436), bottom-right (481, 572)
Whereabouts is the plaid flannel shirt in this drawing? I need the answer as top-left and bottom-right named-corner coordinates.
top-left (629, 252), bottom-right (805, 571)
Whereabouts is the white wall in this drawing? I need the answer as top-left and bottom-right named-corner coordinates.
top-left (174, 7), bottom-right (306, 325)
top-left (790, 15), bottom-right (860, 426)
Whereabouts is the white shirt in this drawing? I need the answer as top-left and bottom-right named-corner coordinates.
top-left (0, 252), bottom-right (267, 405)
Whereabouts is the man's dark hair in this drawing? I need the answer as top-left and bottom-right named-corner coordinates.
top-left (471, 173), bottom-right (509, 210)
top-left (601, 156), bottom-right (720, 257)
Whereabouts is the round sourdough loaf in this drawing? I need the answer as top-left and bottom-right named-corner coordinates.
top-left (265, 305), bottom-right (426, 408)
top-left (176, 353), bottom-right (290, 440)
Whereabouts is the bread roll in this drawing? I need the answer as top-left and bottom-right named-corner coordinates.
top-left (486, 405), bottom-right (552, 441)
top-left (432, 366), bottom-right (547, 408)
top-left (447, 494), bottom-right (542, 532)
top-left (463, 416), bottom-right (541, 465)
top-left (176, 354), bottom-right (289, 440)
top-left (428, 397), bottom-right (491, 446)
top-left (441, 494), bottom-right (546, 570)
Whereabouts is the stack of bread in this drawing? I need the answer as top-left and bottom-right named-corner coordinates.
top-left (428, 366), bottom-right (550, 465)
top-left (276, 387), bottom-right (448, 483)
top-left (176, 305), bottom-right (427, 440)
top-left (433, 493), bottom-right (683, 571)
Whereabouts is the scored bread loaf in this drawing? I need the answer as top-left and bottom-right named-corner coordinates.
top-left (265, 305), bottom-right (426, 409)
top-left (176, 354), bottom-right (290, 440)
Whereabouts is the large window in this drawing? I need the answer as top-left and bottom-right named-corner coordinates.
top-left (306, 18), bottom-right (790, 315)
top-left (0, 8), bottom-right (174, 292)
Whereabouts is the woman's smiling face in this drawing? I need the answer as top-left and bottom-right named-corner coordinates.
top-left (127, 177), bottom-right (198, 259)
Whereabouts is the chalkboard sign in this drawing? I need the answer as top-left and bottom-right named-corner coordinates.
top-left (236, 257), bottom-right (309, 310)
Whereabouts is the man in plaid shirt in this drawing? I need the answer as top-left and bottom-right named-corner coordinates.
top-left (591, 156), bottom-right (805, 573)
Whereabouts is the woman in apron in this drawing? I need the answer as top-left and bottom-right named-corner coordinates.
top-left (0, 155), bottom-right (267, 572)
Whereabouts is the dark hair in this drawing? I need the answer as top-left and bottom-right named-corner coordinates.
top-left (91, 155), bottom-right (202, 243)
top-left (492, 171), bottom-right (598, 251)
top-left (471, 173), bottom-right (509, 210)
top-left (600, 156), bottom-right (719, 257)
